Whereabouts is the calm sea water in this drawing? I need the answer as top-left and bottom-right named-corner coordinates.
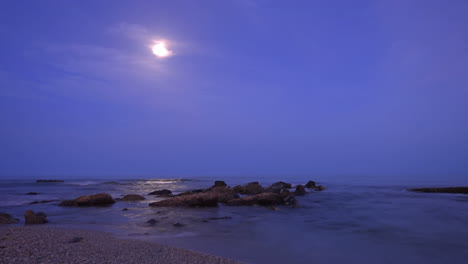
top-left (1, 175), bottom-right (468, 264)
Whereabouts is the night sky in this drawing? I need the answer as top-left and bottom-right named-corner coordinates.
top-left (1, 0), bottom-right (467, 178)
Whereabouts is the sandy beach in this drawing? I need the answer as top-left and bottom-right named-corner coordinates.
top-left (0, 226), bottom-right (240, 264)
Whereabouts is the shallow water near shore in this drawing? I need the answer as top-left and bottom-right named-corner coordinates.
top-left (1, 176), bottom-right (468, 264)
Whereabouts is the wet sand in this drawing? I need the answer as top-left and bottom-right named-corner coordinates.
top-left (0, 226), bottom-right (240, 264)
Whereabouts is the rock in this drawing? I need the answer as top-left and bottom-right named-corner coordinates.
top-left (24, 210), bottom-right (48, 224)
top-left (173, 222), bottom-right (185, 227)
top-left (146, 219), bottom-right (158, 226)
top-left (305, 181), bottom-right (317, 188)
top-left (227, 192), bottom-right (293, 206)
top-left (266, 181), bottom-right (292, 193)
top-left (294, 185), bottom-right (307, 196)
top-left (149, 192), bottom-right (219, 207)
top-left (176, 189), bottom-right (205, 196)
top-left (210, 181), bottom-right (227, 188)
top-left (0, 213), bottom-right (19, 224)
top-left (316, 185), bottom-right (326, 191)
top-left (59, 193), bottom-right (115, 206)
top-left (157, 194), bottom-right (174, 198)
top-left (148, 189), bottom-right (172, 196)
top-left (25, 192), bottom-right (40, 195)
top-left (29, 200), bottom-right (59, 205)
top-left (118, 194), bottom-right (145, 201)
top-left (208, 187), bottom-right (239, 203)
top-left (409, 187), bottom-right (468, 194)
top-left (233, 182), bottom-right (265, 195)
top-left (36, 180), bottom-right (64, 183)
top-left (281, 190), bottom-right (297, 207)
top-left (122, 208), bottom-right (128, 211)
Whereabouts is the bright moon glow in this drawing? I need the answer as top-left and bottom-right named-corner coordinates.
top-left (152, 42), bottom-right (172, 58)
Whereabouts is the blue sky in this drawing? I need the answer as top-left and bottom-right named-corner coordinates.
top-left (0, 0), bottom-right (467, 178)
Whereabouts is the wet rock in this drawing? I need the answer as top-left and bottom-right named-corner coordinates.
top-left (176, 189), bottom-right (205, 196)
top-left (0, 213), bottom-right (19, 224)
top-left (148, 189), bottom-right (172, 196)
top-left (233, 182), bottom-right (264, 195)
top-left (294, 185), bottom-right (307, 196)
top-left (157, 194), bottom-right (174, 198)
top-left (227, 193), bottom-right (291, 206)
top-left (305, 181), bottom-right (317, 188)
top-left (118, 194), bottom-right (145, 201)
top-left (25, 192), bottom-right (40, 195)
top-left (24, 210), bottom-right (48, 224)
top-left (173, 222), bottom-right (185, 227)
top-left (316, 185), bottom-right (326, 191)
top-left (208, 187), bottom-right (239, 203)
top-left (122, 208), bottom-right (128, 211)
top-left (149, 192), bottom-right (219, 207)
top-left (29, 200), bottom-right (59, 205)
top-left (281, 190), bottom-right (297, 207)
top-left (265, 181), bottom-right (292, 193)
top-left (210, 181), bottom-right (227, 188)
top-left (409, 187), bottom-right (468, 194)
top-left (36, 180), bottom-right (64, 183)
top-left (146, 219), bottom-right (158, 226)
top-left (59, 193), bottom-right (115, 206)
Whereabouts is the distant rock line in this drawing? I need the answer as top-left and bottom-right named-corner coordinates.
top-left (409, 187), bottom-right (468, 194)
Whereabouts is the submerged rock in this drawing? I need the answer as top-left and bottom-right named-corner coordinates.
top-left (25, 192), bottom-right (40, 195)
top-left (0, 213), bottom-right (19, 224)
top-left (148, 189), bottom-right (172, 196)
top-left (146, 218), bottom-right (158, 226)
top-left (305, 181), bottom-right (316, 188)
top-left (206, 216), bottom-right (232, 220)
top-left (173, 222), bottom-right (185, 227)
top-left (24, 210), bottom-right (47, 224)
top-left (118, 194), bottom-right (145, 201)
top-left (59, 193), bottom-right (115, 206)
top-left (29, 200), bottom-right (59, 205)
top-left (409, 187), bottom-right (468, 194)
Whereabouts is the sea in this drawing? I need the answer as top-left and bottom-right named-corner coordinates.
top-left (1, 175), bottom-right (468, 264)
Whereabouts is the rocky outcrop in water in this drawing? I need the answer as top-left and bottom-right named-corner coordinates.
top-left (227, 192), bottom-right (296, 206)
top-left (294, 185), bottom-right (307, 196)
top-left (148, 189), bottom-right (172, 196)
top-left (232, 182), bottom-right (264, 195)
top-left (25, 192), bottom-right (40, 195)
top-left (149, 192), bottom-right (220, 207)
top-left (305, 181), bottom-right (316, 188)
top-left (118, 194), bottom-right (145, 201)
top-left (0, 213), bottom-right (19, 224)
top-left (409, 187), bottom-right (468, 194)
top-left (265, 181), bottom-right (292, 193)
top-left (24, 210), bottom-right (47, 224)
top-left (59, 193), bottom-right (116, 206)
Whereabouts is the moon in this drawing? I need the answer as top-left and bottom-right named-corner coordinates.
top-left (152, 41), bottom-right (172, 58)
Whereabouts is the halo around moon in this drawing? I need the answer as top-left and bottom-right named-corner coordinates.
top-left (152, 41), bottom-right (172, 58)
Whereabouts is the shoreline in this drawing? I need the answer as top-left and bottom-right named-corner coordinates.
top-left (0, 226), bottom-right (241, 264)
